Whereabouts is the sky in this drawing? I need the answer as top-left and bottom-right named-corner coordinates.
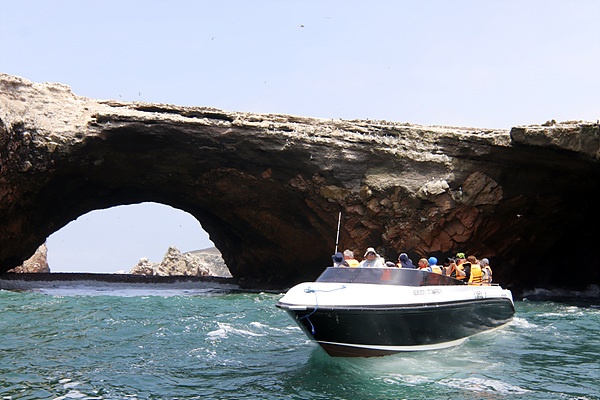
top-left (2, 0), bottom-right (599, 273)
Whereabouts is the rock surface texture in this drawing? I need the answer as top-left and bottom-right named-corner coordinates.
top-left (130, 246), bottom-right (231, 278)
top-left (7, 243), bottom-right (50, 273)
top-left (1, 74), bottom-right (599, 292)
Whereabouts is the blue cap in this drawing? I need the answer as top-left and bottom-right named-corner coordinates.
top-left (428, 257), bottom-right (437, 266)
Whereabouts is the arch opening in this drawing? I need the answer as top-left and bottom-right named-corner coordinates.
top-left (45, 202), bottom-right (226, 275)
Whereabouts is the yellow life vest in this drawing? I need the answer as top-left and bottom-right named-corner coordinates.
top-left (468, 264), bottom-right (483, 285)
top-left (431, 265), bottom-right (443, 274)
top-left (346, 259), bottom-right (360, 268)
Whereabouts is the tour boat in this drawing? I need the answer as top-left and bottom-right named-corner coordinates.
top-left (276, 267), bottom-right (515, 357)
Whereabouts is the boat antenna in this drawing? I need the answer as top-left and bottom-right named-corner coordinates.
top-left (334, 211), bottom-right (342, 254)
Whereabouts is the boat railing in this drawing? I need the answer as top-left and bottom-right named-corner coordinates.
top-left (316, 267), bottom-right (465, 286)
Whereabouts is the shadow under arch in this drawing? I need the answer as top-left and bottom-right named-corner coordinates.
top-left (2, 115), bottom-right (338, 289)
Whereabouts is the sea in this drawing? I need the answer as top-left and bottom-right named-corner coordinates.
top-left (0, 282), bottom-right (598, 400)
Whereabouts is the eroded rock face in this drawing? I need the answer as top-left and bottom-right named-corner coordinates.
top-left (1, 74), bottom-right (599, 292)
top-left (7, 243), bottom-right (50, 273)
top-left (130, 247), bottom-right (230, 278)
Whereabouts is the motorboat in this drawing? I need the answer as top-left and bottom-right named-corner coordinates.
top-left (276, 267), bottom-right (515, 357)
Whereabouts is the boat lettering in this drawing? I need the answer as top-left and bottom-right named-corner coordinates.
top-left (413, 288), bottom-right (442, 296)
top-left (474, 291), bottom-right (485, 299)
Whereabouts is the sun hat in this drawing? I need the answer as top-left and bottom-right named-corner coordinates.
top-left (364, 247), bottom-right (377, 257)
top-left (332, 252), bottom-right (344, 263)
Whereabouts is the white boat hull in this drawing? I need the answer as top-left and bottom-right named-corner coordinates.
top-left (277, 268), bottom-right (514, 357)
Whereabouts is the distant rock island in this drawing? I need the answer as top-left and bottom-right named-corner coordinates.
top-left (1, 244), bottom-right (237, 292)
top-left (130, 246), bottom-right (232, 278)
top-left (8, 242), bottom-right (231, 278)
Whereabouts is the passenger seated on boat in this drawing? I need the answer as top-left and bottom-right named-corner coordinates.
top-left (397, 253), bottom-right (416, 269)
top-left (428, 257), bottom-right (443, 274)
top-left (467, 255), bottom-right (484, 285)
top-left (417, 258), bottom-right (432, 272)
top-left (443, 257), bottom-right (466, 279)
top-left (455, 253), bottom-right (470, 281)
top-left (480, 258), bottom-right (492, 284)
top-left (343, 249), bottom-right (360, 268)
top-left (359, 247), bottom-right (386, 268)
top-left (332, 252), bottom-right (348, 268)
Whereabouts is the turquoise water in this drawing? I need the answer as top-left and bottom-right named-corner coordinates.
top-left (1, 286), bottom-right (598, 399)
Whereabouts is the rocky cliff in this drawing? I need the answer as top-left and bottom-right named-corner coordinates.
top-left (1, 74), bottom-right (598, 292)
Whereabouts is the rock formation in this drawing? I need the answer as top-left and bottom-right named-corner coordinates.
top-left (1, 74), bottom-right (599, 292)
top-left (130, 246), bottom-right (231, 278)
top-left (7, 242), bottom-right (50, 273)
top-left (186, 247), bottom-right (233, 278)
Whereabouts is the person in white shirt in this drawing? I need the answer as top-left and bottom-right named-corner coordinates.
top-left (359, 247), bottom-right (386, 268)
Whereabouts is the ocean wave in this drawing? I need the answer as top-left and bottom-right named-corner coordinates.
top-left (439, 376), bottom-right (530, 395)
top-left (379, 373), bottom-right (432, 386)
top-left (206, 322), bottom-right (267, 341)
top-left (511, 316), bottom-right (538, 329)
top-left (52, 379), bottom-right (102, 400)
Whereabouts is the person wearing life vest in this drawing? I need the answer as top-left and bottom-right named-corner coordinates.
top-left (455, 253), bottom-right (470, 281)
top-left (428, 257), bottom-right (443, 274)
top-left (443, 257), bottom-right (466, 280)
top-left (467, 255), bottom-right (484, 285)
top-left (343, 249), bottom-right (360, 268)
top-left (417, 258), bottom-right (432, 272)
top-left (480, 257), bottom-right (493, 284)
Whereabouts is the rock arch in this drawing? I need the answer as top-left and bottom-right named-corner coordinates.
top-left (1, 74), bottom-right (599, 292)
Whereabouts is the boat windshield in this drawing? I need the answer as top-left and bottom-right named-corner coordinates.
top-left (316, 267), bottom-right (465, 286)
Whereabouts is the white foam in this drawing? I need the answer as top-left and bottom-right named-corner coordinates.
top-left (379, 374), bottom-right (432, 386)
top-left (62, 381), bottom-right (80, 389)
top-left (206, 322), bottom-right (266, 341)
top-left (439, 376), bottom-right (530, 395)
top-left (511, 316), bottom-right (538, 329)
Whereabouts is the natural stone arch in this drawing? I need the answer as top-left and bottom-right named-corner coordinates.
top-left (45, 202), bottom-right (214, 274)
top-left (1, 74), bottom-right (599, 292)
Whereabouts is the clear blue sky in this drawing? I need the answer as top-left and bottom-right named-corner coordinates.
top-left (2, 0), bottom-right (599, 272)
